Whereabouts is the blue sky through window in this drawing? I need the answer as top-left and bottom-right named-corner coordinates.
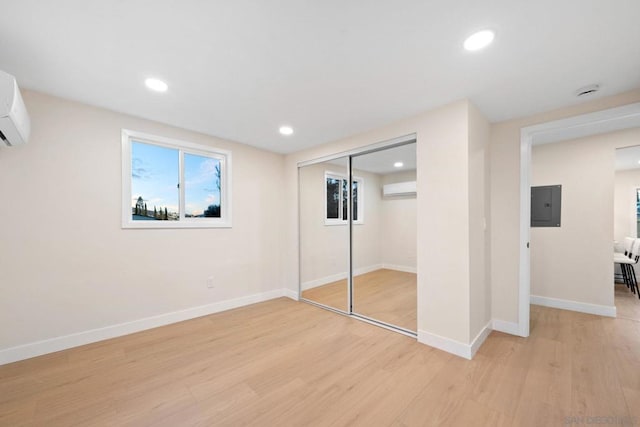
top-left (184, 153), bottom-right (220, 217)
top-left (131, 141), bottom-right (221, 219)
top-left (131, 141), bottom-right (179, 216)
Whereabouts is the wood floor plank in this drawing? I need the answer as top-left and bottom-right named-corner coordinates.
top-left (615, 283), bottom-right (640, 321)
top-left (622, 387), bottom-right (640, 422)
top-left (0, 286), bottom-right (638, 427)
top-left (569, 315), bottom-right (629, 418)
top-left (0, 398), bottom-right (36, 427)
top-left (469, 340), bottom-right (533, 418)
top-left (395, 355), bottom-right (480, 426)
top-left (442, 398), bottom-right (507, 427)
top-left (511, 337), bottom-right (572, 422)
top-left (331, 349), bottom-right (449, 427)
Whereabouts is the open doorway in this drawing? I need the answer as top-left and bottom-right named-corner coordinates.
top-left (520, 102), bottom-right (640, 336)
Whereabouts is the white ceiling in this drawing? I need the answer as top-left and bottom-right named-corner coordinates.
top-left (1, 1), bottom-right (639, 154)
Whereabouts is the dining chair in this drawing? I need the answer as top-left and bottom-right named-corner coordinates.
top-left (614, 237), bottom-right (635, 283)
top-left (616, 238), bottom-right (640, 297)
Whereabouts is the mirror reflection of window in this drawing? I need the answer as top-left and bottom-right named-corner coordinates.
top-left (326, 177), bottom-right (341, 219)
top-left (324, 172), bottom-right (363, 224)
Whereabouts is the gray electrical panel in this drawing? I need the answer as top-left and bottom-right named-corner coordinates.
top-left (531, 185), bottom-right (561, 227)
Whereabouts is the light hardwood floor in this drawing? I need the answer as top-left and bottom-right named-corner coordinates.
top-left (301, 269), bottom-right (417, 331)
top-left (615, 282), bottom-right (640, 321)
top-left (1, 296), bottom-right (640, 426)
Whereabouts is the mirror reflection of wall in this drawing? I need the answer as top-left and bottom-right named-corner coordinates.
top-left (351, 143), bottom-right (417, 332)
top-left (299, 157), bottom-right (349, 312)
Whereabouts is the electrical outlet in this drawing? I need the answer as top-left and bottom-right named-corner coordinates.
top-left (206, 277), bottom-right (214, 289)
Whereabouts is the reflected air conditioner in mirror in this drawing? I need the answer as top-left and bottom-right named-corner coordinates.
top-left (382, 181), bottom-right (417, 197)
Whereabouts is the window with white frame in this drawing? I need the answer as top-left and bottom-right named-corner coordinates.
top-left (325, 172), bottom-right (363, 225)
top-left (122, 129), bottom-right (231, 228)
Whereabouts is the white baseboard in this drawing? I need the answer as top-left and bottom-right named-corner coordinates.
top-left (0, 288), bottom-right (291, 366)
top-left (491, 319), bottom-right (521, 336)
top-left (530, 295), bottom-right (616, 317)
top-left (353, 265), bottom-right (383, 276)
top-left (284, 288), bottom-right (299, 300)
top-left (381, 264), bottom-right (417, 274)
top-left (301, 271), bottom-right (348, 291)
top-left (418, 321), bottom-right (491, 360)
top-left (418, 330), bottom-right (469, 359)
top-left (470, 321), bottom-right (492, 358)
top-left (301, 264), bottom-right (383, 290)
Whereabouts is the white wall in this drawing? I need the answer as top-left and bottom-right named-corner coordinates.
top-left (614, 168), bottom-right (640, 242)
top-left (490, 89), bottom-right (640, 326)
top-left (469, 103), bottom-right (490, 340)
top-left (0, 91), bottom-right (285, 358)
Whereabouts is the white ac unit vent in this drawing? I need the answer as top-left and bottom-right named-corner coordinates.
top-left (0, 70), bottom-right (31, 147)
top-left (383, 181), bottom-right (416, 197)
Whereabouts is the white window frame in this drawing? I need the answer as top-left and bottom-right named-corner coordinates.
top-left (324, 171), bottom-right (364, 226)
top-left (121, 129), bottom-right (232, 229)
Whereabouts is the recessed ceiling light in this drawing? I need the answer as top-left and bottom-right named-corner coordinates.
top-left (637, 160), bottom-right (640, 164)
top-left (145, 78), bottom-right (168, 92)
top-left (279, 126), bottom-right (294, 136)
top-left (463, 30), bottom-right (495, 51)
top-left (394, 162), bottom-right (404, 168)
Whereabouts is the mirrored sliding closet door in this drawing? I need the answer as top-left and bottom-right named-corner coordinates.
top-left (351, 143), bottom-right (417, 333)
top-left (299, 157), bottom-right (349, 312)
top-left (298, 136), bottom-right (417, 335)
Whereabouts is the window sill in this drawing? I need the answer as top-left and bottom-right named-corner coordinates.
top-left (323, 221), bottom-right (364, 226)
top-left (122, 219), bottom-right (232, 229)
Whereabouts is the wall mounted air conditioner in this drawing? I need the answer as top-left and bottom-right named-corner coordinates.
top-left (382, 181), bottom-right (417, 197)
top-left (0, 70), bottom-right (31, 147)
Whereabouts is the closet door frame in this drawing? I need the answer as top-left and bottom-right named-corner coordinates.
top-left (298, 133), bottom-right (417, 336)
